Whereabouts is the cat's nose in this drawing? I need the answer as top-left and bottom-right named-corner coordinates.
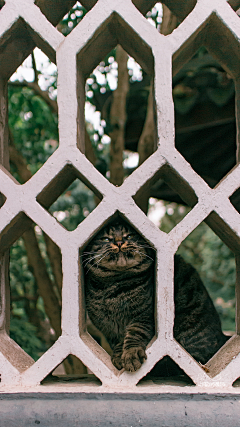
top-left (115, 240), bottom-right (122, 247)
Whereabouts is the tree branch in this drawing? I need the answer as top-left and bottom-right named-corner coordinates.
top-left (31, 52), bottom-right (39, 84)
top-left (8, 80), bottom-right (58, 114)
top-left (43, 232), bottom-right (62, 296)
top-left (161, 4), bottom-right (179, 35)
top-left (22, 227), bottom-right (62, 338)
top-left (109, 46), bottom-right (129, 186)
top-left (9, 79), bottom-right (97, 170)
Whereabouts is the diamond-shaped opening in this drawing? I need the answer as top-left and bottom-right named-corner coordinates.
top-left (137, 356), bottom-right (195, 386)
top-left (145, 3), bottom-right (163, 31)
top-left (133, 162), bottom-right (198, 229)
top-left (77, 0), bottom-right (160, 18)
top-left (172, 12), bottom-right (239, 189)
top-left (57, 2), bottom-right (88, 35)
top-left (80, 213), bottom-right (157, 373)
top-left (40, 354), bottom-right (101, 385)
top-left (78, 0), bottom-right (160, 17)
top-left (76, 12), bottom-right (156, 185)
top-left (33, 0), bottom-right (87, 28)
top-left (175, 214), bottom-right (237, 376)
top-left (146, 0), bottom-right (196, 22)
top-left (230, 187), bottom-right (240, 214)
top-left (36, 164), bottom-right (102, 231)
top-left (9, 224), bottom-right (63, 364)
top-left (0, 192), bottom-right (6, 209)
top-left (144, 1), bottom-right (240, 26)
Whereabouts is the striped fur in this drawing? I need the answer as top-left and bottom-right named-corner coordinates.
top-left (83, 220), bottom-right (228, 373)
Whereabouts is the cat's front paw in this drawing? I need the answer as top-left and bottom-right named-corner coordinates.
top-left (121, 347), bottom-right (147, 372)
top-left (111, 354), bottom-right (123, 370)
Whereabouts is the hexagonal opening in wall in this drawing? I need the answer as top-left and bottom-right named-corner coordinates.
top-left (173, 47), bottom-right (236, 189)
top-left (75, 11), bottom-right (157, 186)
top-left (9, 222), bottom-right (93, 380)
top-left (80, 213), bottom-right (157, 374)
top-left (174, 213), bottom-right (238, 377)
top-left (36, 164), bottom-right (102, 231)
top-left (84, 49), bottom-right (155, 185)
top-left (8, 46), bottom-right (58, 184)
top-left (133, 163), bottom-right (198, 231)
top-left (9, 226), bottom-right (62, 362)
top-left (0, 210), bottom-right (85, 378)
top-left (172, 10), bottom-right (240, 190)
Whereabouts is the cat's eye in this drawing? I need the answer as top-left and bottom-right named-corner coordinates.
top-left (102, 237), bottom-right (110, 242)
top-left (127, 234), bottom-right (132, 240)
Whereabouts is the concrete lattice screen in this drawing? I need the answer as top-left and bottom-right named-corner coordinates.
top-left (1, 0), bottom-right (240, 392)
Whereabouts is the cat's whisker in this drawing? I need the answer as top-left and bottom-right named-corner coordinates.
top-left (82, 249), bottom-right (110, 267)
top-left (125, 245), bottom-right (154, 262)
top-left (82, 255), bottom-right (102, 267)
top-left (85, 251), bottom-right (112, 274)
top-left (137, 244), bottom-right (156, 251)
top-left (82, 252), bottom-right (104, 262)
top-left (133, 250), bottom-right (154, 262)
top-left (80, 251), bottom-right (96, 257)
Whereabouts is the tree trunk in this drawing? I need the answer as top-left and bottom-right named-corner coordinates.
top-left (109, 46), bottom-right (129, 186)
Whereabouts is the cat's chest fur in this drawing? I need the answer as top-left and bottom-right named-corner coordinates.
top-left (85, 269), bottom-right (154, 345)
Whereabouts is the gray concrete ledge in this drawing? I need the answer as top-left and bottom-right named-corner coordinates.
top-left (0, 392), bottom-right (240, 427)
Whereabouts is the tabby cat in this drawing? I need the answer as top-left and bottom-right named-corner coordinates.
top-left (83, 219), bottom-right (228, 374)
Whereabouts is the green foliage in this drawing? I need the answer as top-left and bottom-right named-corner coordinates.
top-left (8, 85), bottom-right (58, 180)
top-left (59, 3), bottom-right (88, 35)
top-left (50, 180), bottom-right (96, 231)
top-left (10, 317), bottom-right (44, 361)
top-left (10, 235), bottom-right (52, 359)
top-left (10, 237), bottom-right (36, 309)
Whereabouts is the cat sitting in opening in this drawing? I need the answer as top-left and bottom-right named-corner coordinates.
top-left (83, 219), bottom-right (228, 373)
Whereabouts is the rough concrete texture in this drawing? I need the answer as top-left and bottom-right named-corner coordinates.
top-left (0, 0), bottom-right (240, 395)
top-left (1, 392), bottom-right (240, 427)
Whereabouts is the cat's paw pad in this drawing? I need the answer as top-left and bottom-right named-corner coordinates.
top-left (121, 347), bottom-right (146, 372)
top-left (111, 354), bottom-right (123, 370)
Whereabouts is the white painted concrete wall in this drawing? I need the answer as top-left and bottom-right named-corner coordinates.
top-left (0, 0), bottom-right (240, 393)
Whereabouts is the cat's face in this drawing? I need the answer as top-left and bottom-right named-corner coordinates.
top-left (83, 221), bottom-right (153, 272)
